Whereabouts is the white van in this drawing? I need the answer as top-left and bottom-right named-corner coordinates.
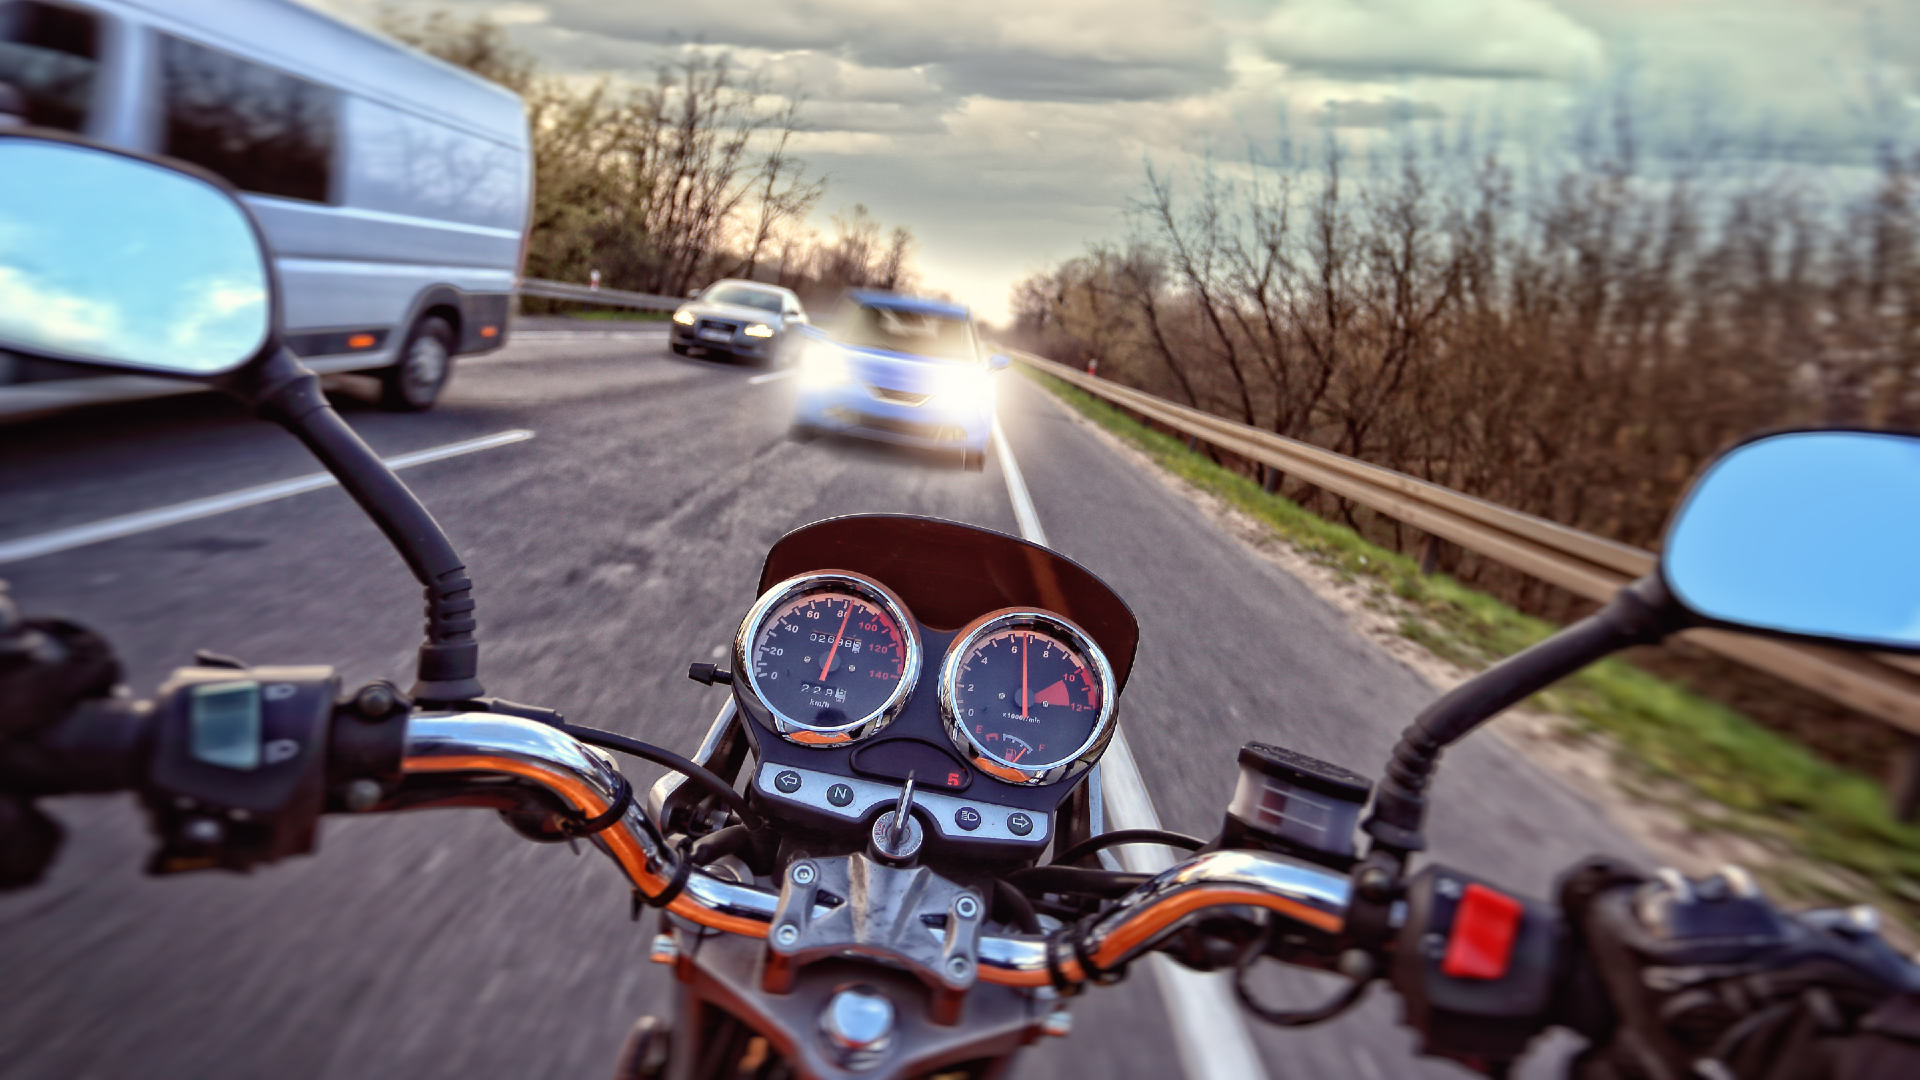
top-left (0, 0), bottom-right (531, 416)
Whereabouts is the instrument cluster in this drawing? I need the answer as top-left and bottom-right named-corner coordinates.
top-left (731, 570), bottom-right (1120, 855)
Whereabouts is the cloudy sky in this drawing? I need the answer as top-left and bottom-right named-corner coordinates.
top-left (306, 1), bottom-right (1919, 322)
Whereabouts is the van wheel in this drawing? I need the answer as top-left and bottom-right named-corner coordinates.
top-left (381, 316), bottom-right (455, 412)
top-left (670, 342), bottom-right (690, 355)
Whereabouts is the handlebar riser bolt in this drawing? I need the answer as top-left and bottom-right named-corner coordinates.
top-left (354, 684), bottom-right (397, 719)
top-left (775, 924), bottom-right (800, 947)
top-left (343, 779), bottom-right (383, 812)
top-left (183, 818), bottom-right (224, 845)
top-left (1435, 877), bottom-right (1461, 900)
top-left (791, 863), bottom-right (816, 886)
top-left (946, 957), bottom-right (970, 980)
top-left (1420, 933), bottom-right (1446, 959)
top-left (648, 933), bottom-right (679, 965)
top-left (227, 808), bottom-right (251, 822)
top-left (954, 895), bottom-right (979, 920)
top-left (1356, 866), bottom-right (1394, 900)
top-left (1336, 949), bottom-right (1375, 981)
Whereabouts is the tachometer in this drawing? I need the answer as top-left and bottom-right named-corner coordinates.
top-left (940, 609), bottom-right (1116, 785)
top-left (736, 572), bottom-right (918, 746)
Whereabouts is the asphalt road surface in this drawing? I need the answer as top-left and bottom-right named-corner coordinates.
top-left (0, 326), bottom-right (1638, 1080)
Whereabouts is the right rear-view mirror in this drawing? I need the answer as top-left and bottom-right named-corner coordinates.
top-left (0, 133), bottom-right (273, 378)
top-left (1661, 430), bottom-right (1920, 652)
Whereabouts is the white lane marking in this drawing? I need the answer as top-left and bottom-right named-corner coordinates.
top-left (0, 430), bottom-right (534, 565)
top-left (748, 369), bottom-right (796, 385)
top-left (989, 419), bottom-right (1271, 1080)
top-left (990, 424), bottom-right (1048, 545)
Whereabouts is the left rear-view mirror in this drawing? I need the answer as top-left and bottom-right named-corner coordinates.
top-left (1661, 430), bottom-right (1920, 652)
top-left (987, 353), bottom-right (1012, 371)
top-left (0, 134), bottom-right (272, 378)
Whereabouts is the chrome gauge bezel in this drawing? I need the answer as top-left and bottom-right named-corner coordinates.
top-left (734, 571), bottom-right (921, 748)
top-left (939, 607), bottom-right (1119, 787)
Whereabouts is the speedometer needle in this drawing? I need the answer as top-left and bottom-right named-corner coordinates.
top-left (821, 600), bottom-right (854, 681)
top-left (1021, 632), bottom-right (1029, 717)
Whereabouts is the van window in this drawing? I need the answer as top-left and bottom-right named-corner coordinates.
top-left (0, 1), bottom-right (99, 132)
top-left (160, 35), bottom-right (335, 203)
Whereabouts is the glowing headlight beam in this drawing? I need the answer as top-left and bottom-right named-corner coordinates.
top-left (744, 323), bottom-right (775, 338)
top-left (672, 308), bottom-right (696, 325)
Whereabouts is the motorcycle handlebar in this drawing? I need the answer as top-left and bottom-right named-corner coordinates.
top-left (398, 711), bottom-right (1357, 989)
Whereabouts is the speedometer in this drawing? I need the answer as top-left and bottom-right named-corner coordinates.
top-left (940, 609), bottom-right (1117, 786)
top-left (735, 572), bottom-right (919, 746)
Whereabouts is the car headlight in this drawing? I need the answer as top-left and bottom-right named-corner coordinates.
top-left (799, 341), bottom-right (850, 386)
top-left (673, 308), bottom-right (696, 325)
top-left (744, 323), bottom-right (775, 338)
top-left (933, 366), bottom-right (995, 408)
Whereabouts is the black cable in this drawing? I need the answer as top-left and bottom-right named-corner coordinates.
top-left (1051, 828), bottom-right (1206, 867)
top-left (560, 770), bottom-right (632, 836)
top-left (1231, 922), bottom-right (1371, 1027)
top-left (1005, 865), bottom-right (1149, 899)
top-left (994, 878), bottom-right (1043, 935)
top-left (689, 824), bottom-right (754, 866)
top-left (553, 721), bottom-right (762, 829)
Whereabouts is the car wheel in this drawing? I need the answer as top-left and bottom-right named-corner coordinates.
top-left (670, 342), bottom-right (690, 355)
top-left (381, 315), bottom-right (455, 412)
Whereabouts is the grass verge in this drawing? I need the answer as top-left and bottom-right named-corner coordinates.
top-left (1023, 367), bottom-right (1920, 927)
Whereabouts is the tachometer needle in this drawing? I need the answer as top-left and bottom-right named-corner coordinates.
top-left (821, 600), bottom-right (854, 681)
top-left (1021, 632), bottom-right (1029, 717)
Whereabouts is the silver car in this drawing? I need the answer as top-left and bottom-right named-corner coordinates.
top-left (670, 280), bottom-right (807, 365)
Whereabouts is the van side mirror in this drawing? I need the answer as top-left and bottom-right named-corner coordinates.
top-left (0, 134), bottom-right (273, 378)
top-left (1661, 430), bottom-right (1920, 652)
top-left (687, 288), bottom-right (701, 299)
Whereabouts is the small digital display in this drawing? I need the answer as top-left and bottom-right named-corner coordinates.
top-left (189, 681), bottom-right (261, 771)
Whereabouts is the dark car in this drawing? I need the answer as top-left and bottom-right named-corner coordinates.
top-left (670, 279), bottom-right (807, 364)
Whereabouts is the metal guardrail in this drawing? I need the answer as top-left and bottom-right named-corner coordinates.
top-left (518, 278), bottom-right (683, 311)
top-left (1014, 351), bottom-right (1920, 817)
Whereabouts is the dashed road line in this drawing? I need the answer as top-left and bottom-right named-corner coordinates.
top-left (0, 430), bottom-right (534, 565)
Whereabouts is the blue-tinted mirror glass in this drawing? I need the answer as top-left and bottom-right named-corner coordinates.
top-left (1663, 431), bottom-right (1920, 650)
top-left (0, 139), bottom-right (269, 376)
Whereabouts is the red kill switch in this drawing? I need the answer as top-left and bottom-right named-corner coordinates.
top-left (1441, 883), bottom-right (1523, 980)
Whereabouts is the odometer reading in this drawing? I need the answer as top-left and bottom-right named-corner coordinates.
top-left (950, 626), bottom-right (1103, 770)
top-left (751, 591), bottom-right (907, 730)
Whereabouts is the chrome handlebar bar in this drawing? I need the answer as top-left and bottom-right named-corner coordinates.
top-left (399, 711), bottom-right (1355, 988)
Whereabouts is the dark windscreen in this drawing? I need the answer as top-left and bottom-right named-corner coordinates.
top-left (0, 1), bottom-right (99, 132)
top-left (832, 302), bottom-right (975, 362)
top-left (704, 285), bottom-right (783, 313)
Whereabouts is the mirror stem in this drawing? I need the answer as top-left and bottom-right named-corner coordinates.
top-left (1361, 576), bottom-right (1681, 859)
top-left (233, 348), bottom-right (483, 704)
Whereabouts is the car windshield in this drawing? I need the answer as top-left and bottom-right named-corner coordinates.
top-left (833, 303), bottom-right (975, 362)
top-left (703, 285), bottom-right (783, 313)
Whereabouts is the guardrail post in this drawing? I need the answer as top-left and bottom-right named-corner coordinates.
top-left (1893, 736), bottom-right (1920, 824)
top-left (1419, 534), bottom-right (1440, 576)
